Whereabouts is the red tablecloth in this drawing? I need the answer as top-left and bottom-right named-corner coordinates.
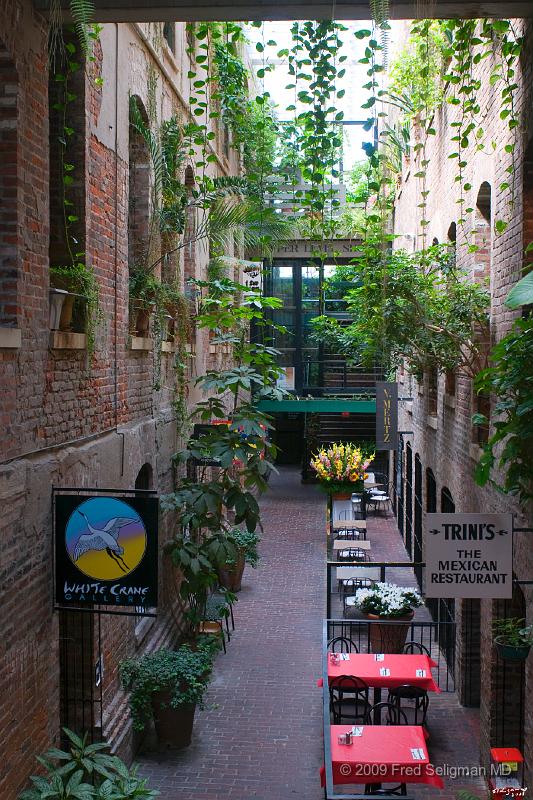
top-left (323, 725), bottom-right (444, 788)
top-left (327, 653), bottom-right (441, 692)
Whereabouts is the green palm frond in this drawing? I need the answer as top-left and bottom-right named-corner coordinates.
top-left (208, 200), bottom-right (292, 258)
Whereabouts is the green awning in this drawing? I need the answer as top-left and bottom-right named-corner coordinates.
top-left (256, 398), bottom-right (376, 413)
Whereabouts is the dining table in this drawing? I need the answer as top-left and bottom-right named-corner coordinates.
top-left (332, 538), bottom-right (371, 551)
top-left (327, 652), bottom-right (441, 694)
top-left (322, 724), bottom-right (444, 789)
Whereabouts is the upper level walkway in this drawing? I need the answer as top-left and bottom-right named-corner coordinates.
top-left (138, 467), bottom-right (484, 800)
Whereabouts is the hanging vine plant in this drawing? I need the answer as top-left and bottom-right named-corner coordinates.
top-left (49, 26), bottom-right (103, 360)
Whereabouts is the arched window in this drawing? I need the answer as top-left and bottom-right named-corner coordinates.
top-left (128, 97), bottom-right (150, 273)
top-left (522, 138), bottom-right (533, 317)
top-left (163, 23), bottom-right (175, 54)
top-left (427, 367), bottom-right (438, 415)
top-left (0, 44), bottom-right (18, 329)
top-left (441, 486), bottom-right (455, 513)
top-left (413, 454), bottom-right (423, 588)
top-left (426, 468), bottom-right (436, 513)
top-left (183, 166), bottom-right (196, 283)
top-left (405, 443), bottom-right (413, 555)
top-left (0, 40), bottom-right (18, 329)
top-left (134, 462), bottom-right (153, 492)
top-left (471, 183), bottom-right (492, 444)
top-left (473, 182), bottom-right (491, 282)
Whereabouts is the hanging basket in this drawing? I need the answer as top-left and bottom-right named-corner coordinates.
top-left (494, 637), bottom-right (531, 661)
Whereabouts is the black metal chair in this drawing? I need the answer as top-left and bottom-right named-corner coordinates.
top-left (403, 641), bottom-right (430, 656)
top-left (364, 784), bottom-right (407, 796)
top-left (363, 701), bottom-right (409, 726)
top-left (338, 547), bottom-right (367, 562)
top-left (336, 528), bottom-right (363, 540)
top-left (328, 635), bottom-right (359, 653)
top-left (341, 577), bottom-right (376, 617)
top-left (387, 685), bottom-right (429, 725)
top-left (330, 675), bottom-right (371, 724)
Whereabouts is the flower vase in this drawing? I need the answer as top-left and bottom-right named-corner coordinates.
top-left (365, 611), bottom-right (414, 654)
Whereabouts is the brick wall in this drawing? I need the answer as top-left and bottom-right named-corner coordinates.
top-left (392, 18), bottom-right (533, 782)
top-left (0, 9), bottom-right (244, 798)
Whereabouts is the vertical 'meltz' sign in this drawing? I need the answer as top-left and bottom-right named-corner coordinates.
top-left (375, 381), bottom-right (398, 450)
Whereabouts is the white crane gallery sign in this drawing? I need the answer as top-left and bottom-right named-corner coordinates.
top-left (425, 513), bottom-right (513, 599)
top-left (54, 492), bottom-right (158, 609)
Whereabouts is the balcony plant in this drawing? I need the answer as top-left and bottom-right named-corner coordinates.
top-left (19, 727), bottom-right (158, 799)
top-left (310, 442), bottom-right (374, 499)
top-left (353, 582), bottom-right (423, 653)
top-left (218, 527), bottom-right (261, 592)
top-left (493, 617), bottom-right (533, 661)
top-left (120, 640), bottom-right (218, 749)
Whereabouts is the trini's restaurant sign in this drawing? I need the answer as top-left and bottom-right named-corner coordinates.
top-left (425, 513), bottom-right (513, 599)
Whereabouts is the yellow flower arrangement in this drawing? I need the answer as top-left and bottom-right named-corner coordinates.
top-left (310, 442), bottom-right (374, 492)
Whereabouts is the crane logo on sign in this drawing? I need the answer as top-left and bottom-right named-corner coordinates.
top-left (65, 497), bottom-right (147, 581)
top-left (425, 513), bottom-right (513, 599)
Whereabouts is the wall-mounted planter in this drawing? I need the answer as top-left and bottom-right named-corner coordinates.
top-left (494, 637), bottom-right (531, 661)
top-left (129, 336), bottom-right (153, 352)
top-left (49, 288), bottom-right (68, 330)
top-left (130, 300), bottom-right (154, 337)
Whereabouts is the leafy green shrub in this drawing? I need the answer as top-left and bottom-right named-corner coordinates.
top-left (19, 728), bottom-right (157, 799)
top-left (227, 527), bottom-right (261, 567)
top-left (120, 642), bottom-right (217, 731)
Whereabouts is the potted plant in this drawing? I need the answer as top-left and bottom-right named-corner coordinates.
top-left (50, 262), bottom-right (90, 332)
top-left (218, 527), bottom-right (261, 592)
top-left (19, 727), bottom-right (158, 799)
top-left (164, 530), bottom-right (238, 636)
top-left (310, 442), bottom-right (374, 499)
top-left (120, 640), bottom-right (218, 749)
top-left (353, 582), bottom-right (423, 653)
top-left (493, 617), bottom-right (533, 661)
top-left (129, 267), bottom-right (159, 336)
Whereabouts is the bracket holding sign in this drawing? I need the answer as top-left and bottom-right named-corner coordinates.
top-left (54, 488), bottom-right (159, 614)
top-left (425, 513), bottom-right (513, 599)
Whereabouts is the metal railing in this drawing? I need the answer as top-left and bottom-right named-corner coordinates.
top-left (321, 617), bottom-right (456, 800)
top-left (304, 360), bottom-right (384, 393)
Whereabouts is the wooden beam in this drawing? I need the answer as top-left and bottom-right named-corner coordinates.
top-left (33, 0), bottom-right (533, 23)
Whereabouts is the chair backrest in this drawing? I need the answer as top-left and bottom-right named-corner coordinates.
top-left (339, 548), bottom-right (366, 562)
top-left (363, 702), bottom-right (409, 726)
top-left (403, 641), bottom-right (431, 657)
top-left (328, 636), bottom-right (358, 653)
top-left (389, 685), bottom-right (429, 724)
top-left (343, 577), bottom-right (376, 592)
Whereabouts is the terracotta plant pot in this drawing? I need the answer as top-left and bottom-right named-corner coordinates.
top-left (49, 288), bottom-right (68, 330)
top-left (218, 553), bottom-right (246, 592)
top-left (332, 492), bottom-right (352, 501)
top-left (151, 690), bottom-right (196, 748)
top-left (59, 293), bottom-right (76, 331)
top-left (365, 611), bottom-right (414, 654)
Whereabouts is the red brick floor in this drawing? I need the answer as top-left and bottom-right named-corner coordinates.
top-left (137, 467), bottom-right (486, 800)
